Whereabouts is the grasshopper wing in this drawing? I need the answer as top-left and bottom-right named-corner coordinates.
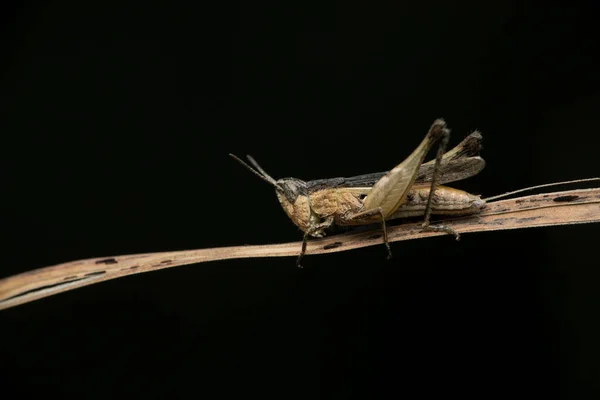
top-left (416, 131), bottom-right (484, 184)
top-left (307, 130), bottom-right (484, 192)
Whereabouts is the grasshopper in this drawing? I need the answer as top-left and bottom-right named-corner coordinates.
top-left (230, 119), bottom-right (486, 267)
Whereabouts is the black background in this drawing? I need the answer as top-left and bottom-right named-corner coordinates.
top-left (2, 1), bottom-right (600, 398)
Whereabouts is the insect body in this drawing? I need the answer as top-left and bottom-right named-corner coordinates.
top-left (231, 119), bottom-right (486, 267)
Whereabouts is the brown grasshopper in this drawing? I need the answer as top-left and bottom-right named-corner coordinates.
top-left (230, 119), bottom-right (486, 267)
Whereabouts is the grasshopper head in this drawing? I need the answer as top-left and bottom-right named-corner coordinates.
top-left (274, 178), bottom-right (312, 232)
top-left (274, 178), bottom-right (308, 204)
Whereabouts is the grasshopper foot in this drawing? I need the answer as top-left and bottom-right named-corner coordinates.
top-left (421, 223), bottom-right (460, 240)
top-left (384, 241), bottom-right (393, 260)
top-left (386, 249), bottom-right (393, 260)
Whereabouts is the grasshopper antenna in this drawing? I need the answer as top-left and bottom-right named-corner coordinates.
top-left (484, 177), bottom-right (600, 202)
top-left (229, 153), bottom-right (281, 189)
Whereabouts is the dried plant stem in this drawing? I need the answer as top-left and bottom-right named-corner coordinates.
top-left (1, 187), bottom-right (599, 310)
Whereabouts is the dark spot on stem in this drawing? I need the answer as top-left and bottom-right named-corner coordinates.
top-left (487, 217), bottom-right (516, 226)
top-left (553, 195), bottom-right (579, 202)
top-left (83, 271), bottom-right (106, 277)
top-left (95, 258), bottom-right (118, 265)
top-left (517, 216), bottom-right (541, 223)
top-left (120, 266), bottom-right (139, 271)
top-left (367, 234), bottom-right (382, 240)
top-left (323, 242), bottom-right (343, 250)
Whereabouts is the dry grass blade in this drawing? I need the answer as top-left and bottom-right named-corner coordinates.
top-left (1, 187), bottom-right (599, 310)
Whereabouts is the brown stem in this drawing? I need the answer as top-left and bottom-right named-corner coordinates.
top-left (1, 187), bottom-right (599, 310)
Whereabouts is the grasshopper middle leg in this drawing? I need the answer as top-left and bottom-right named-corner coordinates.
top-left (344, 207), bottom-right (392, 259)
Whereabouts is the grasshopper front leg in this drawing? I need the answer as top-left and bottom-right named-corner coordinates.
top-left (297, 216), bottom-right (335, 268)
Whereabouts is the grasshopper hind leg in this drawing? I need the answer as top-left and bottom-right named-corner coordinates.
top-left (420, 120), bottom-right (461, 240)
top-left (421, 222), bottom-right (461, 240)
